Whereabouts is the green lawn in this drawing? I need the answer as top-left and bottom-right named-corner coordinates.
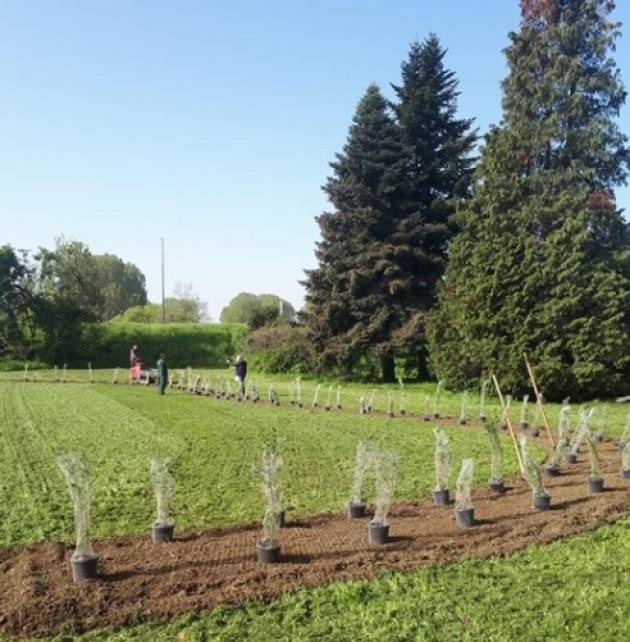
top-left (0, 380), bottom-right (527, 549)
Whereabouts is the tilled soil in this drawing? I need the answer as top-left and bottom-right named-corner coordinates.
top-left (1, 439), bottom-right (628, 640)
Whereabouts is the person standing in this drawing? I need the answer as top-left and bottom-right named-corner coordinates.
top-left (157, 353), bottom-right (168, 396)
top-left (130, 344), bottom-right (141, 367)
top-left (234, 355), bottom-right (247, 395)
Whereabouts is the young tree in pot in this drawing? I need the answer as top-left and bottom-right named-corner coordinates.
top-left (499, 395), bottom-right (512, 430)
top-left (620, 443), bottom-right (630, 479)
top-left (455, 459), bottom-right (475, 527)
top-left (386, 392), bottom-right (394, 418)
top-left (254, 430), bottom-right (284, 562)
top-left (250, 381), bottom-right (260, 404)
top-left (325, 385), bottom-right (333, 411)
top-left (57, 454), bottom-right (98, 582)
top-left (295, 377), bottom-right (303, 408)
top-left (433, 427), bottom-right (451, 505)
top-left (519, 395), bottom-right (530, 429)
top-left (368, 449), bottom-right (397, 544)
top-left (359, 396), bottom-right (368, 415)
top-left (483, 416), bottom-right (504, 492)
top-left (422, 394), bottom-right (432, 421)
top-left (546, 405), bottom-right (570, 476)
top-left (150, 457), bottom-right (175, 542)
top-left (586, 431), bottom-right (604, 493)
top-left (566, 408), bottom-right (592, 464)
top-left (432, 380), bottom-right (444, 418)
top-left (366, 389), bottom-right (376, 414)
top-left (458, 391), bottom-right (469, 425)
top-left (398, 378), bottom-right (406, 416)
top-left (519, 436), bottom-right (550, 510)
top-left (310, 384), bottom-right (321, 409)
top-left (478, 379), bottom-right (490, 422)
top-left (112, 367), bottom-right (120, 385)
top-left (348, 441), bottom-right (372, 518)
top-left (618, 412), bottom-right (630, 453)
top-left (335, 385), bottom-right (342, 410)
top-left (54, 365), bottom-right (60, 382)
top-left (62, 363), bottom-right (67, 383)
top-left (592, 406), bottom-right (607, 443)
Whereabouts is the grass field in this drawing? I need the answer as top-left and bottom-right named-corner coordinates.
top-left (0, 372), bottom-right (628, 642)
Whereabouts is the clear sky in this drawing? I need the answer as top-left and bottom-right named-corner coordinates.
top-left (1, 1), bottom-right (629, 319)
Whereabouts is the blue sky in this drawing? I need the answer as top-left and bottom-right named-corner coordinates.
top-left (1, 1), bottom-right (629, 319)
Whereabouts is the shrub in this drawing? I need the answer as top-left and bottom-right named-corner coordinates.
top-left (243, 323), bottom-right (315, 373)
top-left (433, 427), bottom-right (451, 492)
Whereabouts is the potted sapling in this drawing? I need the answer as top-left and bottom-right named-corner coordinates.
top-left (455, 459), bottom-right (475, 527)
top-left (620, 443), bottom-right (630, 479)
top-left (250, 381), bottom-right (260, 403)
top-left (433, 380), bottom-right (444, 418)
top-left (386, 392), bottom-right (394, 418)
top-left (458, 391), bottom-right (469, 426)
top-left (519, 394), bottom-right (529, 429)
top-left (54, 365), bottom-right (60, 382)
top-left (586, 431), bottom-right (604, 493)
top-left (618, 411), bottom-right (630, 453)
top-left (62, 363), bottom-right (67, 383)
top-left (359, 396), bottom-right (368, 415)
top-left (112, 367), bottom-right (120, 384)
top-left (254, 430), bottom-right (284, 562)
top-left (288, 381), bottom-right (296, 406)
top-left (310, 384), bottom-right (321, 409)
top-left (295, 377), bottom-right (303, 408)
top-left (566, 408), bottom-right (592, 464)
top-left (433, 427), bottom-right (451, 505)
top-left (593, 407), bottom-right (607, 443)
top-left (479, 379), bottom-right (490, 422)
top-left (398, 378), bottom-right (406, 416)
top-left (499, 395), bottom-right (512, 430)
top-left (545, 405), bottom-right (570, 476)
top-left (422, 394), bottom-right (431, 421)
top-left (168, 373), bottom-right (174, 389)
top-left (325, 385), bottom-right (333, 411)
top-left (87, 362), bottom-right (94, 384)
top-left (57, 453), bottom-right (98, 582)
top-left (520, 436), bottom-right (551, 510)
top-left (335, 385), bottom-right (342, 410)
top-left (368, 449), bottom-right (397, 544)
top-left (150, 457), bottom-right (175, 542)
top-left (483, 417), bottom-right (504, 493)
top-left (24, 363), bottom-right (29, 381)
top-left (348, 441), bottom-right (372, 518)
top-left (367, 389), bottom-right (376, 414)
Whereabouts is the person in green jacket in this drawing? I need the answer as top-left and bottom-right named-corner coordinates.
top-left (157, 353), bottom-right (168, 395)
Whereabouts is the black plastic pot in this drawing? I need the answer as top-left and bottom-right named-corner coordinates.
top-left (618, 441), bottom-right (626, 453)
top-left (433, 489), bottom-right (450, 506)
top-left (256, 539), bottom-right (281, 563)
top-left (620, 468), bottom-right (630, 479)
top-left (368, 521), bottom-right (390, 545)
top-left (71, 554), bottom-right (99, 582)
top-left (500, 421), bottom-right (508, 431)
top-left (588, 477), bottom-right (604, 493)
top-left (423, 414), bottom-right (431, 422)
top-left (531, 427), bottom-right (540, 437)
top-left (595, 432), bottom-right (604, 443)
top-left (489, 480), bottom-right (505, 494)
top-left (336, 404), bottom-right (342, 410)
top-left (519, 421), bottom-right (529, 430)
top-left (348, 501), bottom-right (366, 519)
top-left (325, 406), bottom-right (331, 411)
top-left (545, 463), bottom-right (561, 477)
top-left (455, 508), bottom-right (475, 528)
top-left (152, 522), bottom-right (175, 543)
top-left (458, 418), bottom-right (467, 426)
top-left (399, 410), bottom-right (406, 416)
top-left (275, 510), bottom-right (286, 528)
top-left (533, 493), bottom-right (551, 510)
top-left (433, 413), bottom-right (440, 419)
top-left (387, 412), bottom-right (394, 418)
top-left (565, 452), bottom-right (578, 464)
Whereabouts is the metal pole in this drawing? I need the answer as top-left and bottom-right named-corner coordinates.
top-left (161, 238), bottom-right (165, 324)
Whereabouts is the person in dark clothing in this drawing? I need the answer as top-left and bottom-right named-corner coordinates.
top-left (234, 355), bottom-right (247, 395)
top-left (157, 353), bottom-right (168, 395)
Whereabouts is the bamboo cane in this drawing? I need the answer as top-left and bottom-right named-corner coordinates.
top-left (492, 374), bottom-right (525, 475)
top-left (523, 353), bottom-right (555, 449)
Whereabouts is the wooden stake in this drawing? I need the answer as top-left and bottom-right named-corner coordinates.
top-left (492, 374), bottom-right (525, 474)
top-left (523, 353), bottom-right (555, 449)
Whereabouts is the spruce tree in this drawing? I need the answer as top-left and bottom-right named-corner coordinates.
top-left (427, 0), bottom-right (630, 399)
top-left (304, 39), bottom-right (475, 380)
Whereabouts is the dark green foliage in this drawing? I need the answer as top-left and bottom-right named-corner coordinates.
top-left (86, 321), bottom-right (247, 368)
top-left (93, 254), bottom-right (147, 320)
top-left (428, 0), bottom-right (630, 400)
top-left (220, 292), bottom-right (295, 328)
top-left (304, 49), bottom-right (475, 381)
top-left (243, 322), bottom-right (315, 373)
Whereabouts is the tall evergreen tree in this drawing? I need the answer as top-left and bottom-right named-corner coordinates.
top-left (427, 0), bottom-right (630, 399)
top-left (304, 39), bottom-right (475, 380)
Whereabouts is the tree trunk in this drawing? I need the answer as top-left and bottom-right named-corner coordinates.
top-left (380, 354), bottom-right (396, 383)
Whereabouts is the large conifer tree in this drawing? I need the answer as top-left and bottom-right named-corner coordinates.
top-left (427, 0), bottom-right (630, 399)
top-left (304, 38), bottom-right (475, 380)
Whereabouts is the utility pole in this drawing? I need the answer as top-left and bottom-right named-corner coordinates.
top-left (161, 237), bottom-right (165, 324)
